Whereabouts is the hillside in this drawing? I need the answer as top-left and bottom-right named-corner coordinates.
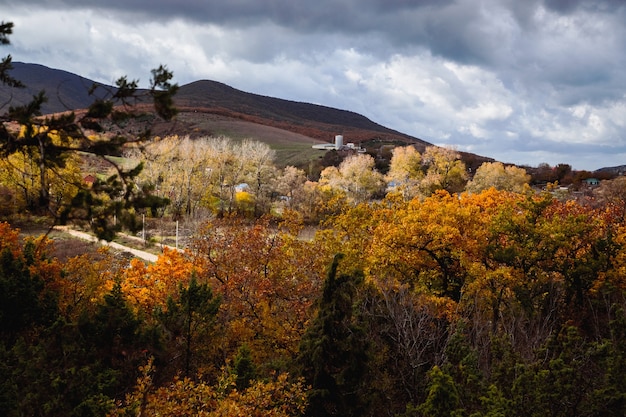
top-left (1, 62), bottom-right (495, 169)
top-left (0, 62), bottom-right (111, 114)
top-left (1, 63), bottom-right (423, 143)
top-left (174, 80), bottom-right (425, 145)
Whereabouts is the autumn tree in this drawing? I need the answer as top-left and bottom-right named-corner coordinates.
top-left (530, 162), bottom-right (558, 185)
top-left (58, 247), bottom-right (128, 319)
top-left (241, 139), bottom-right (277, 217)
top-left (465, 161), bottom-right (530, 194)
top-left (319, 153), bottom-right (385, 203)
top-left (420, 146), bottom-right (468, 195)
top-left (128, 135), bottom-right (213, 219)
top-left (192, 216), bottom-right (326, 367)
top-left (133, 136), bottom-right (277, 219)
top-left (108, 357), bottom-right (307, 417)
top-left (273, 165), bottom-right (308, 212)
top-left (0, 144), bottom-right (84, 215)
top-left (0, 224), bottom-right (59, 344)
top-left (385, 145), bottom-right (424, 199)
top-left (367, 191), bottom-right (475, 301)
top-left (113, 248), bottom-right (201, 316)
top-left (593, 176), bottom-right (626, 218)
top-left (208, 137), bottom-right (247, 216)
top-left (293, 180), bottom-right (350, 224)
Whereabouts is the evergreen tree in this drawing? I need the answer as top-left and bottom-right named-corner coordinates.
top-left (298, 254), bottom-right (370, 417)
top-left (417, 366), bottom-right (462, 417)
top-left (157, 273), bottom-right (220, 377)
top-left (233, 344), bottom-right (257, 391)
top-left (0, 241), bottom-right (58, 345)
top-left (0, 22), bottom-right (23, 88)
top-left (78, 282), bottom-right (148, 397)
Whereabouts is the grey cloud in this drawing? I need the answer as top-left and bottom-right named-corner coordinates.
top-left (544, 0), bottom-right (626, 13)
top-left (545, 0), bottom-right (584, 13)
top-left (4, 0), bottom-right (449, 28)
top-left (7, 0), bottom-right (623, 68)
top-left (2, 0), bottom-right (503, 64)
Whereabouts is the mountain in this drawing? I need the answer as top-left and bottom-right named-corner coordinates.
top-left (175, 80), bottom-right (425, 144)
top-left (1, 62), bottom-right (493, 169)
top-left (1, 62), bottom-right (425, 143)
top-left (0, 62), bottom-right (111, 114)
top-left (595, 165), bottom-right (626, 176)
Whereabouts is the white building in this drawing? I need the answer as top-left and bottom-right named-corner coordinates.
top-left (312, 135), bottom-right (365, 152)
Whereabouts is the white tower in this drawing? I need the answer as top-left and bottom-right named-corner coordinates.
top-left (334, 135), bottom-right (344, 150)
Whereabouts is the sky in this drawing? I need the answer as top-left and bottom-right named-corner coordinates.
top-left (2, 0), bottom-right (626, 171)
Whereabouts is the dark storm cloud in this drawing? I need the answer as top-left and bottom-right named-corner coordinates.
top-left (7, 0), bottom-right (624, 65)
top-left (545, 0), bottom-right (626, 13)
top-left (8, 1), bottom-right (505, 67)
top-left (6, 0), bottom-right (449, 28)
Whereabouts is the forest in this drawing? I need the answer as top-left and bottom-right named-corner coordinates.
top-left (2, 20), bottom-right (626, 417)
top-left (2, 160), bottom-right (626, 416)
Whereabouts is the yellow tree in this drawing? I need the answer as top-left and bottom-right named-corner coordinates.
top-left (0, 146), bottom-right (82, 216)
top-left (465, 162), bottom-right (530, 194)
top-left (59, 248), bottom-right (127, 319)
top-left (272, 165), bottom-right (308, 215)
top-left (131, 135), bottom-right (217, 218)
top-left (293, 180), bottom-right (349, 224)
top-left (108, 358), bottom-right (307, 417)
top-left (208, 137), bottom-right (246, 216)
top-left (460, 191), bottom-right (622, 362)
top-left (421, 146), bottom-right (468, 196)
top-left (385, 145), bottom-right (424, 200)
top-left (113, 248), bottom-right (201, 316)
top-left (0, 149), bottom-right (40, 210)
top-left (239, 139), bottom-right (277, 217)
top-left (319, 153), bottom-right (385, 203)
top-left (364, 191), bottom-right (477, 302)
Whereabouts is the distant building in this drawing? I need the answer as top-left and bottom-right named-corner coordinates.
top-left (312, 135), bottom-right (365, 153)
top-left (583, 178), bottom-right (600, 186)
top-left (235, 183), bottom-right (250, 193)
top-left (83, 174), bottom-right (96, 187)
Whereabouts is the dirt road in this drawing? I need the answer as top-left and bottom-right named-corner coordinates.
top-left (57, 227), bottom-right (159, 262)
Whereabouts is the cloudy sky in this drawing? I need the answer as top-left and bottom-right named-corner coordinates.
top-left (2, 0), bottom-right (626, 170)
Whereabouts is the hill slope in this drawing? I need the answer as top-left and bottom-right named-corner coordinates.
top-left (1, 62), bottom-right (427, 145)
top-left (175, 80), bottom-right (424, 145)
top-left (0, 62), bottom-right (111, 114)
top-left (1, 62), bottom-right (499, 170)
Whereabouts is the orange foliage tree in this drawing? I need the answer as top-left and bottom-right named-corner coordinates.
top-left (191, 215), bottom-right (327, 367)
top-left (58, 248), bottom-right (126, 319)
top-left (116, 248), bottom-right (203, 316)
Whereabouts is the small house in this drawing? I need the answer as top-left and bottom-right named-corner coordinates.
top-left (83, 174), bottom-right (96, 187)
